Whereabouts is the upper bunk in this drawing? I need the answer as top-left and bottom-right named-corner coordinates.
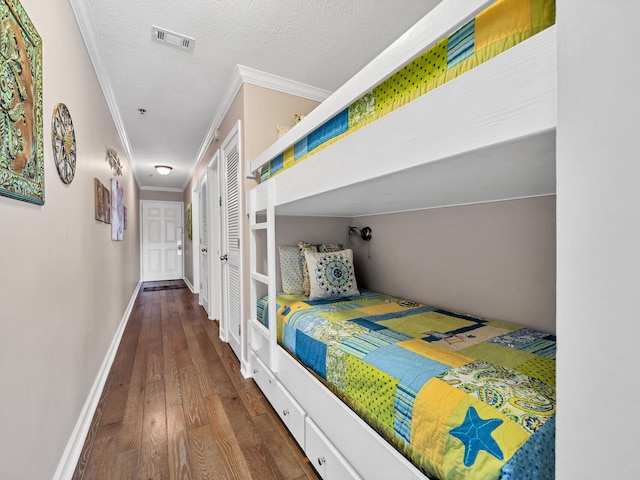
top-left (248, 0), bottom-right (557, 217)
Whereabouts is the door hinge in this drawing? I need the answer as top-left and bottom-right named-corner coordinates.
top-left (219, 196), bottom-right (222, 207)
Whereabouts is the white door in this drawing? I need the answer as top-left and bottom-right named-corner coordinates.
top-left (220, 121), bottom-right (242, 360)
top-left (142, 201), bottom-right (184, 281)
top-left (208, 151), bottom-right (222, 323)
top-left (198, 174), bottom-right (209, 315)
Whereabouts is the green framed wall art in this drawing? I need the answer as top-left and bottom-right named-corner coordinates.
top-left (0, 0), bottom-right (44, 205)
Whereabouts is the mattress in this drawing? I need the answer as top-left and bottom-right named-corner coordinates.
top-left (256, 290), bottom-right (555, 480)
top-left (260, 0), bottom-right (556, 182)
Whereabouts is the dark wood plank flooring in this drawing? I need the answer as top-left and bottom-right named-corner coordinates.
top-left (73, 281), bottom-right (320, 480)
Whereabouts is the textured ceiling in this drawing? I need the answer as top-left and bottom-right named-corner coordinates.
top-left (73, 0), bottom-right (441, 191)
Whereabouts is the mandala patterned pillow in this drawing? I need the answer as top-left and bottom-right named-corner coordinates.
top-left (278, 246), bottom-right (304, 294)
top-left (297, 241), bottom-right (318, 296)
top-left (304, 249), bottom-right (360, 300)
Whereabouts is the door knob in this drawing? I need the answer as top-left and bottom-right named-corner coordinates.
top-left (201, 248), bottom-right (208, 253)
top-left (220, 254), bottom-right (227, 261)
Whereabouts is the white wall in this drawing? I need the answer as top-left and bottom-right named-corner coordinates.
top-left (0, 1), bottom-right (140, 478)
top-left (352, 196), bottom-right (556, 332)
top-left (139, 189), bottom-right (184, 203)
top-left (271, 215), bottom-right (352, 293)
top-left (557, 1), bottom-right (640, 477)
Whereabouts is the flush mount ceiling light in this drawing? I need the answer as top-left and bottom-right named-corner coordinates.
top-left (155, 165), bottom-right (173, 175)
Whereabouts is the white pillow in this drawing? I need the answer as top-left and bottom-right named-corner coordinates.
top-left (278, 246), bottom-right (304, 294)
top-left (304, 249), bottom-right (360, 300)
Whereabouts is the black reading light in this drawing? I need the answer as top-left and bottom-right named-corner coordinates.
top-left (348, 226), bottom-right (372, 241)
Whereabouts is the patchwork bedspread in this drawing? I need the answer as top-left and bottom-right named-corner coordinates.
top-left (257, 291), bottom-right (555, 480)
top-left (260, 0), bottom-right (556, 182)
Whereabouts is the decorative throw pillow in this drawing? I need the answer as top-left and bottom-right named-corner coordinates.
top-left (297, 241), bottom-right (318, 296)
top-left (304, 249), bottom-right (360, 300)
top-left (278, 246), bottom-right (304, 294)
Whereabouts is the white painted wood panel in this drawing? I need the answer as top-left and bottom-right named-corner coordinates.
top-left (274, 381), bottom-right (306, 449)
top-left (207, 152), bottom-right (223, 323)
top-left (252, 26), bottom-right (556, 217)
top-left (142, 201), bottom-right (184, 281)
top-left (148, 250), bottom-right (161, 274)
top-left (197, 173), bottom-right (210, 316)
top-left (305, 419), bottom-right (363, 480)
top-left (221, 122), bottom-right (243, 360)
top-left (249, 321), bottom-right (270, 366)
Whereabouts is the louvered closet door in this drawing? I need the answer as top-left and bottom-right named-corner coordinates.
top-left (198, 176), bottom-right (209, 315)
top-left (221, 122), bottom-right (242, 360)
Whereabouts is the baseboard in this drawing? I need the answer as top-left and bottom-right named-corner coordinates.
top-left (184, 275), bottom-right (195, 293)
top-left (240, 362), bottom-right (252, 379)
top-left (52, 281), bottom-right (141, 480)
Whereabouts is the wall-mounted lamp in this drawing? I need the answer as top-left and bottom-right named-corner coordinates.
top-left (348, 226), bottom-right (372, 241)
top-left (155, 165), bottom-right (173, 175)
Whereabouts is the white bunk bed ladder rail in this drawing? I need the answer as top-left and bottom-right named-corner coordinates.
top-left (248, 182), bottom-right (279, 374)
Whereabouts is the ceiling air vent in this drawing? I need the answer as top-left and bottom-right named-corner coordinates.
top-left (151, 26), bottom-right (195, 51)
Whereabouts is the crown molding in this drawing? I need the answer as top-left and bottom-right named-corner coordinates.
top-left (185, 65), bottom-right (332, 190)
top-left (139, 186), bottom-right (184, 193)
top-left (71, 0), bottom-right (332, 193)
top-left (236, 65), bottom-right (332, 102)
top-left (69, 0), bottom-right (139, 182)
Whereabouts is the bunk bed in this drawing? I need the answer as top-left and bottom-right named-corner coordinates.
top-left (245, 0), bottom-right (556, 478)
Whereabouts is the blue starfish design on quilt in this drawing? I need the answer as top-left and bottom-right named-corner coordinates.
top-left (449, 406), bottom-right (504, 467)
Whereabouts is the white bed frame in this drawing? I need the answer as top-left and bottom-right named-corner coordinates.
top-left (245, 1), bottom-right (557, 478)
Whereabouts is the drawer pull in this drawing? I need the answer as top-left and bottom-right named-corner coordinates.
top-left (317, 457), bottom-right (326, 466)
top-left (282, 409), bottom-right (289, 416)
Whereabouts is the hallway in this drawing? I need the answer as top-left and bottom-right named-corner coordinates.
top-left (73, 282), bottom-right (320, 480)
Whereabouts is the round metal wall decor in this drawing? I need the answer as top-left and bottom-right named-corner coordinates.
top-left (51, 103), bottom-right (76, 184)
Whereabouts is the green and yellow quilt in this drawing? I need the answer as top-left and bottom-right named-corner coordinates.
top-left (257, 290), bottom-right (555, 480)
top-left (260, 0), bottom-right (556, 182)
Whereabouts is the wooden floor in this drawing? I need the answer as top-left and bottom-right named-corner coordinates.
top-left (73, 281), bottom-right (320, 480)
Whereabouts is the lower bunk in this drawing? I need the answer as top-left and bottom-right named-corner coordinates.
top-left (250, 291), bottom-right (555, 480)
